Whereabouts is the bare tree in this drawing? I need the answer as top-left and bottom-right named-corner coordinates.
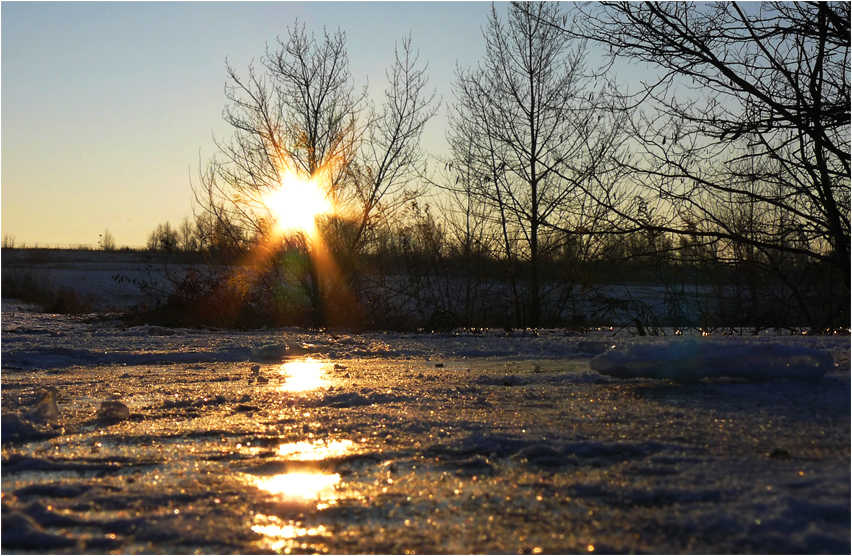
top-left (147, 222), bottom-right (178, 252)
top-left (101, 229), bottom-right (116, 251)
top-left (178, 217), bottom-right (197, 252)
top-left (198, 23), bottom-right (363, 242)
top-left (563, 1), bottom-right (850, 328)
top-left (195, 22), bottom-right (437, 327)
top-left (340, 36), bottom-right (438, 257)
top-left (447, 2), bottom-right (624, 328)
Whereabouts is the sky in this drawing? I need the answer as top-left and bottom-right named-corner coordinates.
top-left (2, 1), bottom-right (502, 248)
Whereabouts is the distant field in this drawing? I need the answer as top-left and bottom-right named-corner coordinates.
top-left (0, 248), bottom-right (202, 267)
top-left (1, 248), bottom-right (712, 329)
top-left (0, 249), bottom-right (196, 311)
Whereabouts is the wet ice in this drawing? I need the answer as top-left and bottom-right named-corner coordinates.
top-left (1, 300), bottom-right (849, 554)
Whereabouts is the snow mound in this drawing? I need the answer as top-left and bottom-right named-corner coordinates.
top-left (1, 388), bottom-right (66, 443)
top-left (251, 343), bottom-right (290, 361)
top-left (590, 339), bottom-right (834, 382)
top-left (1, 413), bottom-right (63, 443)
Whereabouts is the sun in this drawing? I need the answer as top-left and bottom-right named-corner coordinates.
top-left (265, 168), bottom-right (333, 235)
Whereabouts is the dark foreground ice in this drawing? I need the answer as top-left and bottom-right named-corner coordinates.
top-left (1, 302), bottom-right (849, 554)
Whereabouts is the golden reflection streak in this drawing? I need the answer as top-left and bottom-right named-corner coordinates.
top-left (278, 359), bottom-right (331, 392)
top-left (254, 471), bottom-right (340, 501)
top-left (277, 439), bottom-right (354, 460)
top-left (252, 520), bottom-right (328, 540)
top-left (251, 514), bottom-right (330, 553)
top-left (249, 435), bottom-right (359, 551)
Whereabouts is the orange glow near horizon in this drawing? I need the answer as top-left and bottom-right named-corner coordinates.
top-left (265, 166), bottom-right (333, 236)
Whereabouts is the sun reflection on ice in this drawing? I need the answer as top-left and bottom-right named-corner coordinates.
top-left (250, 454), bottom-right (345, 552)
top-left (254, 471), bottom-right (340, 502)
top-left (248, 438), bottom-right (355, 508)
top-left (249, 363), bottom-right (353, 552)
top-left (277, 439), bottom-right (354, 460)
top-left (253, 518), bottom-right (328, 539)
top-left (278, 359), bottom-right (331, 392)
top-left (252, 514), bottom-right (331, 554)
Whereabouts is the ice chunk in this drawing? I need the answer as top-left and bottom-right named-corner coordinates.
top-left (96, 400), bottom-right (130, 420)
top-left (513, 444), bottom-right (563, 466)
top-left (590, 338), bottom-right (833, 382)
top-left (24, 387), bottom-right (60, 422)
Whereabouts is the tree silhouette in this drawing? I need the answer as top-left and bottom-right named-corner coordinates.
top-left (559, 1), bottom-right (850, 328)
top-left (195, 22), bottom-right (436, 327)
top-left (447, 2), bottom-right (624, 328)
top-left (101, 229), bottom-right (115, 251)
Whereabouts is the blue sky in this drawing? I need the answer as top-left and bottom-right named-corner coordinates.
top-left (2, 1), bottom-right (499, 247)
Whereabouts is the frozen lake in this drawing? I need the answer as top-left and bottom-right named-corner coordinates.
top-left (1, 300), bottom-right (849, 554)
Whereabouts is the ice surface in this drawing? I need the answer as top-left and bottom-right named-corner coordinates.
top-left (591, 338), bottom-right (835, 382)
top-left (1, 300), bottom-right (849, 554)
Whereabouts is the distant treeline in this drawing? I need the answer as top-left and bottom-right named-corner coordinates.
top-left (3, 229), bottom-right (118, 251)
top-left (2, 241), bottom-right (108, 251)
top-left (128, 210), bottom-right (846, 334)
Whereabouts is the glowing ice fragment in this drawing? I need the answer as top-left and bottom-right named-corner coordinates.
top-left (97, 400), bottom-right (130, 420)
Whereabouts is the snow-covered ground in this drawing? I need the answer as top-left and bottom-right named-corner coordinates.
top-left (1, 298), bottom-right (849, 554)
top-left (0, 247), bottom-right (717, 324)
top-left (1, 249), bottom-right (178, 311)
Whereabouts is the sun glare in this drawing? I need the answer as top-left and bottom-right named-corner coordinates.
top-left (277, 439), bottom-right (354, 460)
top-left (278, 359), bottom-right (330, 392)
top-left (253, 472), bottom-right (341, 501)
top-left (266, 169), bottom-right (333, 235)
top-left (251, 514), bottom-right (331, 553)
